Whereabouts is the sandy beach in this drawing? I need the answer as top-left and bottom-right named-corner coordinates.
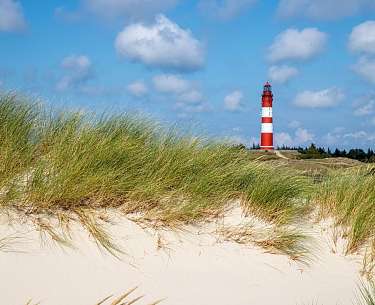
top-left (0, 208), bottom-right (364, 305)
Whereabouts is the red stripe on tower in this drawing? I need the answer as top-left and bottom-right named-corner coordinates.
top-left (260, 82), bottom-right (274, 150)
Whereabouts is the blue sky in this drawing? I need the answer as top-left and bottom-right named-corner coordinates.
top-left (1, 0), bottom-right (375, 149)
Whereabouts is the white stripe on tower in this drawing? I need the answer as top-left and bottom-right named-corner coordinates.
top-left (261, 107), bottom-right (272, 118)
top-left (261, 122), bottom-right (273, 133)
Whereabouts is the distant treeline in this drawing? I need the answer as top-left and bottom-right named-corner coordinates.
top-left (246, 143), bottom-right (375, 163)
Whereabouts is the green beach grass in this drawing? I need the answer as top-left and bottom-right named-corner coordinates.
top-left (314, 165), bottom-right (375, 276)
top-left (1, 92), bottom-right (375, 270)
top-left (0, 93), bottom-right (311, 258)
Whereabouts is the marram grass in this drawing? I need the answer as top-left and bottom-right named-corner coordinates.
top-left (315, 166), bottom-right (375, 253)
top-left (25, 287), bottom-right (162, 305)
top-left (314, 166), bottom-right (375, 276)
top-left (0, 233), bottom-right (24, 253)
top-left (0, 95), bottom-right (39, 206)
top-left (218, 224), bottom-right (312, 264)
top-left (23, 281), bottom-right (375, 305)
top-left (357, 281), bottom-right (375, 305)
top-left (0, 93), bottom-right (311, 254)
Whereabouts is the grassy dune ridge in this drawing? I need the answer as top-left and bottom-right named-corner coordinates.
top-left (315, 166), bottom-right (375, 275)
top-left (1, 93), bottom-right (375, 269)
top-left (1, 94), bottom-right (375, 304)
top-left (0, 94), bottom-right (311, 256)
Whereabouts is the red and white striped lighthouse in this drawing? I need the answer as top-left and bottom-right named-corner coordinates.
top-left (260, 82), bottom-right (274, 150)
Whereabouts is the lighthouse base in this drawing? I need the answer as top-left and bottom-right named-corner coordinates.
top-left (260, 146), bottom-right (274, 151)
top-left (260, 133), bottom-right (274, 151)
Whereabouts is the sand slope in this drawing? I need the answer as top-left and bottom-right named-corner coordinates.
top-left (0, 210), bottom-right (363, 305)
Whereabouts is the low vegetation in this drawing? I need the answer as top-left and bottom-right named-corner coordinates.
top-left (93, 287), bottom-right (162, 305)
top-left (25, 287), bottom-right (162, 305)
top-left (0, 93), bottom-right (310, 256)
top-left (315, 166), bottom-right (375, 276)
top-left (0, 92), bottom-right (375, 276)
top-left (0, 233), bottom-right (23, 253)
top-left (218, 224), bottom-right (312, 263)
top-left (276, 143), bottom-right (375, 162)
top-left (357, 281), bottom-right (375, 305)
top-left (23, 281), bottom-right (375, 305)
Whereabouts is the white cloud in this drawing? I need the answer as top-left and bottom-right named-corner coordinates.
top-left (323, 127), bottom-right (346, 145)
top-left (224, 90), bottom-right (244, 111)
top-left (275, 128), bottom-right (314, 147)
top-left (78, 85), bottom-right (116, 97)
top-left (324, 127), bottom-right (375, 145)
top-left (226, 135), bottom-right (257, 146)
top-left (277, 0), bottom-right (375, 20)
top-left (295, 128), bottom-right (314, 143)
top-left (61, 55), bottom-right (91, 71)
top-left (199, 0), bottom-right (257, 20)
top-left (275, 132), bottom-right (293, 147)
top-left (349, 21), bottom-right (375, 54)
top-left (268, 28), bottom-right (327, 62)
top-left (178, 90), bottom-right (203, 104)
top-left (153, 74), bottom-right (191, 94)
top-left (175, 101), bottom-right (211, 114)
top-left (353, 56), bottom-right (375, 84)
top-left (332, 127), bottom-right (345, 134)
top-left (0, 0), bottom-right (26, 32)
top-left (115, 15), bottom-right (204, 72)
top-left (294, 87), bottom-right (344, 108)
top-left (153, 73), bottom-right (207, 113)
top-left (343, 131), bottom-right (368, 139)
top-left (55, 7), bottom-right (82, 23)
top-left (127, 81), bottom-right (148, 97)
top-left (56, 55), bottom-right (94, 91)
top-left (323, 132), bottom-right (341, 145)
top-left (82, 0), bottom-right (177, 21)
top-left (288, 120), bottom-right (301, 128)
top-left (354, 99), bottom-right (375, 116)
top-left (268, 65), bottom-right (298, 84)
top-left (350, 22), bottom-right (375, 84)
top-left (227, 135), bottom-right (245, 145)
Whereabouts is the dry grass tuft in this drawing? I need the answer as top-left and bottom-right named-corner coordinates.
top-left (218, 224), bottom-right (313, 264)
top-left (0, 233), bottom-right (25, 253)
top-left (356, 281), bottom-right (375, 305)
top-left (75, 208), bottom-right (124, 258)
top-left (25, 287), bottom-right (162, 305)
top-left (24, 301), bottom-right (41, 305)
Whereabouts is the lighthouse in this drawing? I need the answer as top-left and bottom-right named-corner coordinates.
top-left (260, 82), bottom-right (274, 150)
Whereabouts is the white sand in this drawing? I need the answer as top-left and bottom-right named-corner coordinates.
top-left (0, 209), bottom-right (364, 305)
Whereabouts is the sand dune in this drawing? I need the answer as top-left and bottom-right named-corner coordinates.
top-left (0, 209), bottom-right (364, 305)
